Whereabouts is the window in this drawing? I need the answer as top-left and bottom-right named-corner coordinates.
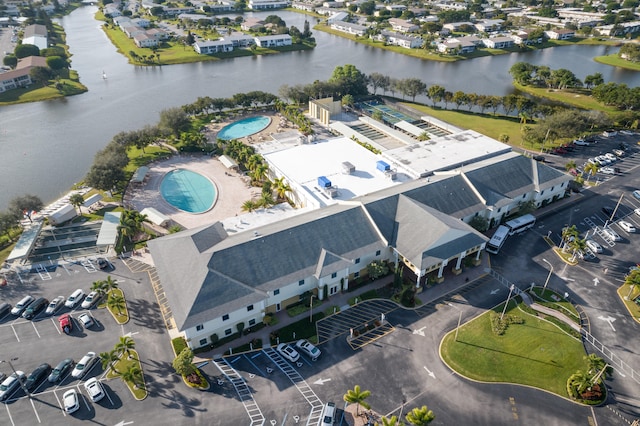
top-left (222, 314), bottom-right (229, 321)
top-left (273, 289), bottom-right (280, 296)
top-left (196, 324), bottom-right (204, 331)
top-left (298, 279), bottom-right (305, 286)
top-left (355, 258), bottom-right (360, 264)
top-left (376, 250), bottom-right (381, 256)
top-left (331, 272), bottom-right (337, 279)
top-left (249, 319), bottom-right (256, 326)
top-left (354, 271), bottom-right (360, 278)
top-left (199, 338), bottom-right (207, 346)
top-left (225, 328), bottom-right (232, 336)
top-left (330, 286), bottom-right (338, 295)
top-left (247, 305), bottom-right (254, 312)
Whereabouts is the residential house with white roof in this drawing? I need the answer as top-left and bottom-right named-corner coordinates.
top-left (331, 21), bottom-right (367, 36)
top-left (0, 56), bottom-right (47, 93)
top-left (388, 18), bottom-right (420, 33)
top-left (255, 34), bottom-right (293, 47)
top-left (249, 0), bottom-right (289, 9)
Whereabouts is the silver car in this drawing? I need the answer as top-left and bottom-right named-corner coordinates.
top-left (45, 296), bottom-right (65, 315)
top-left (0, 371), bottom-right (25, 401)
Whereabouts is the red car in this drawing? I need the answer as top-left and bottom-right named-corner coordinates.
top-left (59, 314), bottom-right (72, 334)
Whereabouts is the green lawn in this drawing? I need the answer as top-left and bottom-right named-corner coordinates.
top-left (594, 54), bottom-right (640, 71)
top-left (440, 301), bottom-right (586, 396)
top-left (106, 288), bottom-right (129, 324)
top-left (106, 349), bottom-right (147, 400)
top-left (513, 83), bottom-right (618, 113)
top-left (617, 283), bottom-right (640, 322)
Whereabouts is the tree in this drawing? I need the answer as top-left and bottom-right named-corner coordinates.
top-left (367, 261), bottom-right (389, 280)
top-left (561, 225), bottom-right (579, 252)
top-left (584, 162), bottom-right (599, 183)
top-left (104, 275), bottom-right (119, 294)
top-left (509, 62), bottom-right (536, 86)
top-left (343, 385), bottom-right (371, 416)
top-left (30, 66), bottom-right (53, 87)
top-left (158, 107), bottom-right (190, 136)
top-left (273, 176), bottom-right (292, 202)
top-left (69, 193), bottom-right (85, 214)
top-left (468, 215), bottom-right (489, 232)
top-left (8, 194), bottom-right (43, 223)
top-left (91, 279), bottom-right (108, 298)
top-left (107, 293), bottom-right (126, 315)
top-left (242, 199), bottom-right (258, 212)
top-left (46, 56), bottom-right (68, 71)
top-left (567, 370), bottom-right (592, 398)
top-left (427, 85), bottom-right (445, 107)
top-left (565, 160), bottom-right (577, 172)
top-left (120, 364), bottom-right (143, 387)
top-left (329, 64), bottom-right (369, 97)
top-left (14, 43), bottom-right (40, 58)
top-left (172, 348), bottom-right (196, 376)
top-left (100, 350), bottom-right (121, 374)
top-left (379, 416), bottom-right (401, 426)
top-left (403, 78), bottom-right (427, 102)
top-left (0, 212), bottom-right (19, 241)
top-left (3, 55), bottom-right (17, 69)
top-left (115, 336), bottom-right (136, 358)
top-left (405, 405), bottom-right (435, 425)
top-left (584, 354), bottom-right (612, 381)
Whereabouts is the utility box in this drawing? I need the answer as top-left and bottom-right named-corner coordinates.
top-left (376, 161), bottom-right (390, 172)
top-left (317, 176), bottom-right (332, 188)
top-left (341, 161), bottom-right (355, 175)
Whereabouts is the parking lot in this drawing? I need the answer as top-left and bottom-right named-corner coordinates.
top-left (0, 257), bottom-right (161, 426)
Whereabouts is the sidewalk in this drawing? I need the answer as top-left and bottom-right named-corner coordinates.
top-left (195, 254), bottom-right (491, 361)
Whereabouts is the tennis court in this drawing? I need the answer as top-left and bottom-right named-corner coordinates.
top-left (357, 101), bottom-right (418, 125)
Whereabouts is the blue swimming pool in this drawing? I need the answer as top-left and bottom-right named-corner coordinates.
top-left (217, 116), bottom-right (271, 140)
top-left (160, 169), bottom-right (217, 213)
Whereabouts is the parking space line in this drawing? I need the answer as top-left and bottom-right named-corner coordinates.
top-left (51, 317), bottom-right (61, 335)
top-left (11, 324), bottom-right (20, 342)
top-left (53, 390), bottom-right (66, 416)
top-left (30, 397), bottom-right (42, 423)
top-left (103, 386), bottom-right (115, 407)
top-left (31, 322), bottom-right (41, 338)
top-left (242, 354), bottom-right (266, 377)
top-left (5, 404), bottom-right (15, 426)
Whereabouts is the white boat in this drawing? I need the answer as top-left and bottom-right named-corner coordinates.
top-left (102, 71), bottom-right (107, 79)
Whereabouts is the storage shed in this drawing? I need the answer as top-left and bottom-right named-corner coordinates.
top-left (48, 204), bottom-right (77, 226)
top-left (341, 161), bottom-right (355, 175)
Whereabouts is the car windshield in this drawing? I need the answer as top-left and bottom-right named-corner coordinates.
top-left (77, 364), bottom-right (85, 371)
top-left (0, 384), bottom-right (7, 391)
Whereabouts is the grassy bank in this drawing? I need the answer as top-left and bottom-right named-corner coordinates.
top-left (400, 102), bottom-right (527, 147)
top-left (513, 82), bottom-right (618, 113)
top-left (594, 53), bottom-right (640, 71)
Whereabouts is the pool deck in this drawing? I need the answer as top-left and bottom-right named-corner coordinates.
top-left (126, 155), bottom-right (256, 229)
top-left (125, 111), bottom-right (303, 231)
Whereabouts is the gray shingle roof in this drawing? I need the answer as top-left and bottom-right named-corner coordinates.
top-left (464, 156), bottom-right (536, 199)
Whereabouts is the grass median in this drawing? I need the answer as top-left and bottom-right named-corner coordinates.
top-left (440, 300), bottom-right (586, 396)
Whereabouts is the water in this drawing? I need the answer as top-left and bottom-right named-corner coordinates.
top-left (160, 169), bottom-right (217, 213)
top-left (1, 6), bottom-right (639, 209)
top-left (217, 115), bottom-right (271, 140)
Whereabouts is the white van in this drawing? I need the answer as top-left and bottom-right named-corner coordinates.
top-left (321, 402), bottom-right (336, 426)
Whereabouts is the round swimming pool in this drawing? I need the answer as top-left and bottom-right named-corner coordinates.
top-left (160, 169), bottom-right (217, 213)
top-left (217, 116), bottom-right (271, 140)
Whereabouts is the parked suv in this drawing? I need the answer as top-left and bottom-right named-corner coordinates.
top-left (65, 289), bottom-right (85, 309)
top-left (10, 295), bottom-right (34, 316)
top-left (22, 297), bottom-right (49, 320)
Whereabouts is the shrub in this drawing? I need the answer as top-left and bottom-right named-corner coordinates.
top-left (490, 311), bottom-right (525, 335)
top-left (171, 337), bottom-right (188, 356)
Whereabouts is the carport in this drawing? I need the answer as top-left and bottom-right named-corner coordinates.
top-left (5, 222), bottom-right (44, 263)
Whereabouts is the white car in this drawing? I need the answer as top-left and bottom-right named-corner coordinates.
top-left (295, 339), bottom-right (322, 361)
top-left (63, 389), bottom-right (80, 413)
top-left (71, 352), bottom-right (97, 379)
top-left (81, 291), bottom-right (99, 309)
top-left (65, 289), bottom-right (85, 308)
top-left (600, 167), bottom-right (615, 175)
top-left (603, 228), bottom-right (622, 242)
top-left (635, 208), bottom-right (640, 217)
top-left (84, 377), bottom-right (105, 402)
top-left (596, 156), bottom-right (610, 165)
top-left (78, 313), bottom-right (94, 328)
top-left (574, 139), bottom-right (590, 146)
top-left (45, 296), bottom-right (65, 315)
top-left (604, 153), bottom-right (617, 161)
top-left (585, 239), bottom-right (603, 254)
top-left (619, 220), bottom-right (636, 233)
top-left (613, 149), bottom-right (625, 157)
top-left (620, 130), bottom-right (634, 135)
top-left (10, 295), bottom-right (34, 316)
top-left (632, 190), bottom-right (640, 200)
top-left (0, 371), bottom-right (25, 401)
top-left (602, 129), bottom-right (618, 137)
top-left (276, 343), bottom-right (300, 363)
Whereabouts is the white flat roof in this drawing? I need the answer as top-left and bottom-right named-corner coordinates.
top-left (382, 130), bottom-right (512, 178)
top-left (263, 137), bottom-right (411, 207)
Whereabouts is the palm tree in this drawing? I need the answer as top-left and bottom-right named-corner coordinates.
top-left (561, 225), bottom-right (579, 252)
top-left (585, 354), bottom-right (611, 381)
top-left (69, 193), bottom-right (85, 214)
top-left (405, 405), bottom-right (435, 425)
top-left (584, 162), bottom-right (599, 183)
top-left (257, 192), bottom-right (275, 209)
top-left (241, 199), bottom-right (258, 213)
top-left (567, 370), bottom-right (591, 398)
top-left (120, 364), bottom-right (143, 388)
top-left (251, 163), bottom-right (269, 184)
top-left (564, 160), bottom-right (577, 172)
top-left (91, 279), bottom-right (108, 298)
top-left (115, 336), bottom-right (136, 359)
top-left (108, 293), bottom-right (126, 315)
top-left (100, 350), bottom-right (121, 374)
top-left (343, 385), bottom-right (371, 417)
top-left (273, 177), bottom-right (292, 202)
top-left (568, 237), bottom-right (587, 262)
top-left (104, 275), bottom-right (119, 295)
top-left (379, 416), bottom-right (402, 426)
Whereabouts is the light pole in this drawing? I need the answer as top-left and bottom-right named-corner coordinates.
top-left (500, 284), bottom-right (515, 321)
top-left (448, 303), bottom-right (463, 342)
top-left (399, 395), bottom-right (406, 420)
top-left (542, 258), bottom-right (554, 292)
top-left (1, 358), bottom-right (29, 398)
top-left (309, 294), bottom-right (315, 323)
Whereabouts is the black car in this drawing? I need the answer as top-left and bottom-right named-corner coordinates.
top-left (22, 297), bottom-right (49, 320)
top-left (533, 155), bottom-right (545, 162)
top-left (97, 258), bottom-right (110, 270)
top-left (25, 363), bottom-right (51, 391)
top-left (48, 358), bottom-right (74, 383)
top-left (0, 302), bottom-right (11, 318)
top-left (602, 206), bottom-right (619, 219)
